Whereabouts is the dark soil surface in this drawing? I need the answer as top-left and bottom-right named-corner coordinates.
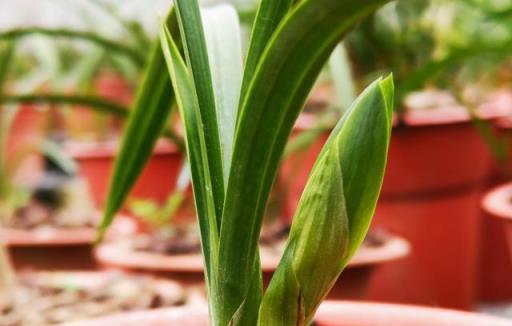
top-left (130, 221), bottom-right (291, 255)
top-left (8, 200), bottom-right (94, 230)
top-left (129, 221), bottom-right (385, 256)
top-left (0, 272), bottom-right (189, 325)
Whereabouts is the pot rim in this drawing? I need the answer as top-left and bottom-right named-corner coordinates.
top-left (482, 182), bottom-right (512, 223)
top-left (61, 300), bottom-right (510, 326)
top-left (295, 89), bottom-right (511, 131)
top-left (2, 213), bottom-right (136, 247)
top-left (95, 233), bottom-right (409, 273)
top-left (295, 104), bottom-right (509, 131)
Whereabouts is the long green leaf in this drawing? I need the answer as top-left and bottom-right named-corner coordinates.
top-left (160, 23), bottom-right (220, 324)
top-left (0, 94), bottom-right (127, 116)
top-left (217, 0), bottom-right (390, 324)
top-left (97, 15), bottom-right (178, 240)
top-left (201, 7), bottom-right (261, 322)
top-left (0, 40), bottom-right (15, 200)
top-left (329, 43), bottom-right (357, 112)
top-left (259, 76), bottom-right (394, 326)
top-left (0, 41), bottom-right (14, 95)
top-left (0, 28), bottom-right (146, 67)
top-left (239, 0), bottom-right (295, 101)
top-left (175, 0), bottom-right (225, 225)
top-left (0, 93), bottom-right (183, 148)
top-left (201, 4), bottom-right (244, 185)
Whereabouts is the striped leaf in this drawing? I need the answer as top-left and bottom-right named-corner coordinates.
top-left (217, 0), bottom-right (390, 323)
top-left (259, 76), bottom-right (394, 326)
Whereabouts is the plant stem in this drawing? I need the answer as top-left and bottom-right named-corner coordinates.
top-left (0, 28), bottom-right (146, 67)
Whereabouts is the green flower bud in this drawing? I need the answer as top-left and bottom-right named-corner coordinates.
top-left (258, 75), bottom-right (393, 326)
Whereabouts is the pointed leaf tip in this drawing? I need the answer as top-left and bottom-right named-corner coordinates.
top-left (379, 74), bottom-right (394, 124)
top-left (260, 76), bottom-right (394, 325)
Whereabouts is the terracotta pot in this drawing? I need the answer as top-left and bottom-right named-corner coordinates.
top-left (95, 73), bottom-right (133, 134)
top-left (475, 91), bottom-right (512, 302)
top-left (95, 73), bottom-right (133, 106)
top-left (95, 233), bottom-right (409, 300)
top-left (371, 110), bottom-right (504, 310)
top-left (2, 214), bottom-right (135, 271)
top-left (281, 94), bottom-right (508, 310)
top-left (7, 105), bottom-right (47, 185)
top-left (483, 91), bottom-right (512, 182)
top-left (7, 105), bottom-right (46, 153)
top-left (477, 115), bottom-right (512, 302)
top-left (63, 74), bottom-right (133, 139)
top-left (62, 301), bottom-right (510, 326)
top-left (482, 182), bottom-right (512, 267)
top-left (66, 140), bottom-right (183, 209)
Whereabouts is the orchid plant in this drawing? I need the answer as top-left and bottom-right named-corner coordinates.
top-left (100, 0), bottom-right (393, 325)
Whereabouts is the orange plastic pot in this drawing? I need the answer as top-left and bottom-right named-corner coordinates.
top-left (7, 105), bottom-right (47, 184)
top-left (474, 90), bottom-right (512, 302)
top-left (65, 74), bottom-right (132, 138)
top-left (476, 110), bottom-right (512, 302)
top-left (369, 114), bottom-right (499, 310)
top-left (64, 301), bottom-right (510, 326)
top-left (481, 183), bottom-right (512, 294)
top-left (281, 102), bottom-right (506, 310)
top-left (66, 140), bottom-right (183, 208)
top-left (94, 73), bottom-right (133, 133)
top-left (94, 233), bottom-right (409, 300)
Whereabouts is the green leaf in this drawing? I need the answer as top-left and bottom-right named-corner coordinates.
top-left (217, 0), bottom-right (390, 323)
top-left (201, 4), bottom-right (244, 186)
top-left (40, 140), bottom-right (78, 176)
top-left (0, 94), bottom-right (127, 117)
top-left (239, 0), bottom-right (295, 101)
top-left (160, 22), bottom-right (219, 316)
top-left (329, 43), bottom-right (356, 112)
top-left (0, 28), bottom-right (146, 67)
top-left (0, 40), bottom-right (14, 95)
top-left (175, 0), bottom-right (225, 225)
top-left (97, 14), bottom-right (177, 240)
top-left (0, 40), bottom-right (16, 200)
top-left (259, 76), bottom-right (394, 326)
top-left (0, 93), bottom-right (183, 148)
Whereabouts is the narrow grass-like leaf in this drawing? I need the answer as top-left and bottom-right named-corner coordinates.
top-left (201, 4), bottom-right (243, 185)
top-left (239, 0), bottom-right (295, 101)
top-left (0, 93), bottom-right (183, 148)
top-left (97, 14), bottom-right (178, 240)
top-left (259, 76), bottom-right (394, 326)
top-left (160, 24), bottom-right (220, 322)
top-left (218, 0), bottom-right (390, 323)
top-left (329, 43), bottom-right (356, 112)
top-left (40, 140), bottom-right (78, 176)
top-left (0, 28), bottom-right (145, 67)
top-left (175, 0), bottom-right (225, 224)
top-left (0, 40), bottom-right (15, 200)
top-left (0, 94), bottom-right (127, 116)
top-left (0, 40), bottom-right (14, 94)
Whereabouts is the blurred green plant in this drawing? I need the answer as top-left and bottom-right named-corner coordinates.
top-left (0, 40), bottom-right (20, 309)
top-left (129, 162), bottom-right (190, 228)
top-left (99, 1), bottom-right (394, 325)
top-left (345, 0), bottom-right (512, 111)
top-left (0, 35), bottom-right (184, 148)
